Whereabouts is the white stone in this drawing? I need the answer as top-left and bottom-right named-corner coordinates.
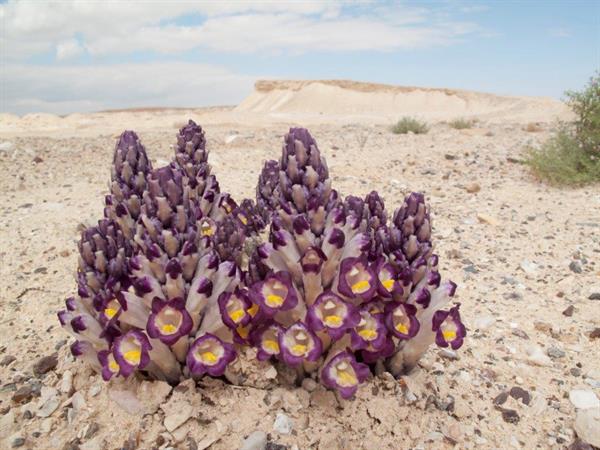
top-left (273, 412), bottom-right (293, 435)
top-left (525, 345), bottom-right (552, 367)
top-left (41, 418), bottom-right (53, 433)
top-left (569, 390), bottom-right (600, 410)
top-left (473, 316), bottom-right (495, 330)
top-left (109, 389), bottom-right (143, 415)
top-left (0, 142), bottom-right (14, 152)
top-left (37, 396), bottom-right (60, 418)
top-left (164, 403), bottom-right (193, 432)
top-left (60, 370), bottom-right (73, 394)
top-left (264, 366), bottom-right (278, 380)
top-left (574, 408), bottom-right (600, 447)
top-left (519, 260), bottom-right (538, 274)
top-left (240, 431), bottom-right (268, 450)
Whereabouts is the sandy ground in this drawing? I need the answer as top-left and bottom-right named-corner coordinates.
top-left (0, 85), bottom-right (599, 450)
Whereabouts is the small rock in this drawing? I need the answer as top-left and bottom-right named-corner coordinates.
top-left (569, 261), bottom-right (583, 274)
top-left (12, 385), bottom-right (33, 403)
top-left (509, 387), bottom-right (531, 405)
top-left (439, 348), bottom-right (458, 360)
top-left (493, 392), bottom-right (509, 406)
top-left (465, 183), bottom-right (480, 193)
top-left (588, 293), bottom-right (600, 300)
top-left (474, 316), bottom-right (495, 330)
top-left (1, 355), bottom-right (16, 367)
top-left (569, 390), bottom-right (600, 410)
top-left (547, 347), bottom-right (566, 359)
top-left (164, 403), bottom-right (193, 432)
top-left (37, 396), bottom-right (60, 418)
top-left (273, 413), bottom-right (293, 435)
top-left (301, 378), bottom-right (317, 392)
top-left (241, 431), bottom-right (268, 450)
top-left (501, 408), bottom-right (520, 424)
top-left (33, 354), bottom-right (58, 376)
top-left (526, 345), bottom-right (552, 367)
top-left (264, 366), bottom-right (278, 380)
top-left (512, 328), bottom-right (529, 339)
top-left (84, 422), bottom-right (100, 439)
top-left (519, 260), bottom-right (538, 274)
top-left (11, 436), bottom-right (25, 448)
top-left (563, 305), bottom-right (576, 317)
top-left (33, 156), bottom-right (43, 163)
top-left (568, 438), bottom-right (594, 450)
top-left (60, 370), bottom-right (73, 395)
top-left (477, 213), bottom-right (498, 226)
top-left (590, 328), bottom-right (600, 340)
top-left (574, 408), bottom-right (600, 447)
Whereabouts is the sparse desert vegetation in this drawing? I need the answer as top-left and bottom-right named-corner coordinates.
top-left (391, 116), bottom-right (429, 134)
top-left (527, 74), bottom-right (600, 185)
top-left (449, 118), bottom-right (474, 129)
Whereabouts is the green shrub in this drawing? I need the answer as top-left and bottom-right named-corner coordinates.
top-left (448, 118), bottom-right (473, 129)
top-left (567, 74), bottom-right (600, 155)
top-left (527, 73), bottom-right (600, 186)
top-left (391, 117), bottom-right (429, 134)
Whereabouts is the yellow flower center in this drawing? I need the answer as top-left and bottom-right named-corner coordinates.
top-left (358, 329), bottom-right (377, 340)
top-left (395, 323), bottom-right (408, 334)
top-left (381, 279), bottom-right (395, 291)
top-left (124, 350), bottom-right (141, 365)
top-left (247, 303), bottom-right (259, 317)
top-left (229, 309), bottom-right (245, 323)
top-left (291, 344), bottom-right (307, 355)
top-left (109, 360), bottom-right (120, 372)
top-left (161, 324), bottom-right (177, 334)
top-left (104, 307), bottom-right (118, 319)
top-left (201, 351), bottom-right (218, 364)
top-left (264, 339), bottom-right (280, 353)
top-left (351, 280), bottom-right (370, 294)
top-left (324, 315), bottom-right (342, 327)
top-left (337, 370), bottom-right (358, 386)
top-left (266, 294), bottom-right (284, 307)
top-left (443, 330), bottom-right (457, 340)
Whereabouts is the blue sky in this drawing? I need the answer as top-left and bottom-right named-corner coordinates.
top-left (1, 0), bottom-right (598, 114)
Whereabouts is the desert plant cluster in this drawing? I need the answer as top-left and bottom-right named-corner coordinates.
top-left (57, 121), bottom-right (465, 398)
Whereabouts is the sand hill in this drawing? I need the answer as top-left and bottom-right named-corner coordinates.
top-left (236, 80), bottom-right (572, 122)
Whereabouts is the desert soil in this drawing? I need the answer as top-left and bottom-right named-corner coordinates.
top-left (0, 97), bottom-right (599, 450)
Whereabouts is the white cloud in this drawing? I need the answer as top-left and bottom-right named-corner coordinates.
top-left (1, 62), bottom-right (256, 115)
top-left (56, 39), bottom-right (84, 60)
top-left (1, 0), bottom-right (477, 59)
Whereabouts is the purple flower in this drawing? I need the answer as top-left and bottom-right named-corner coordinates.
top-left (384, 302), bottom-right (420, 339)
top-left (349, 306), bottom-right (388, 351)
top-left (250, 271), bottom-right (298, 315)
top-left (187, 334), bottom-right (236, 377)
top-left (112, 330), bottom-right (152, 378)
top-left (98, 349), bottom-right (120, 381)
top-left (250, 322), bottom-right (284, 361)
top-left (146, 297), bottom-right (193, 346)
top-left (321, 350), bottom-right (370, 399)
top-left (307, 292), bottom-right (360, 340)
top-left (374, 259), bottom-right (403, 298)
top-left (361, 335), bottom-right (395, 363)
top-left (279, 322), bottom-right (322, 366)
top-left (218, 288), bottom-right (253, 330)
top-left (337, 256), bottom-right (376, 302)
top-left (432, 304), bottom-right (466, 350)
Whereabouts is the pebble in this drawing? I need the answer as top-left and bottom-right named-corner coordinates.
top-left (547, 347), bottom-right (566, 359)
top-left (33, 354), bottom-right (58, 376)
top-left (519, 260), bottom-right (538, 274)
top-left (588, 293), bottom-right (600, 300)
top-left (569, 390), bottom-right (600, 410)
top-left (301, 378), bottom-right (318, 392)
top-left (473, 316), bottom-right (495, 330)
top-left (526, 345), bottom-right (552, 367)
top-left (12, 385), bottom-right (34, 403)
top-left (590, 328), bottom-right (600, 340)
top-left (273, 413), bottom-right (293, 435)
top-left (439, 349), bottom-right (459, 360)
top-left (11, 436), bottom-right (25, 448)
top-left (240, 431), bottom-right (268, 450)
top-left (163, 403), bottom-right (193, 432)
top-left (563, 305), bottom-right (575, 317)
top-left (465, 182), bottom-right (480, 193)
top-left (0, 355), bottom-right (16, 366)
top-left (477, 213), bottom-right (499, 226)
top-left (574, 408), bottom-right (600, 447)
top-left (60, 370), bottom-right (73, 394)
top-left (569, 261), bottom-right (583, 274)
top-left (37, 396), bottom-right (60, 418)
